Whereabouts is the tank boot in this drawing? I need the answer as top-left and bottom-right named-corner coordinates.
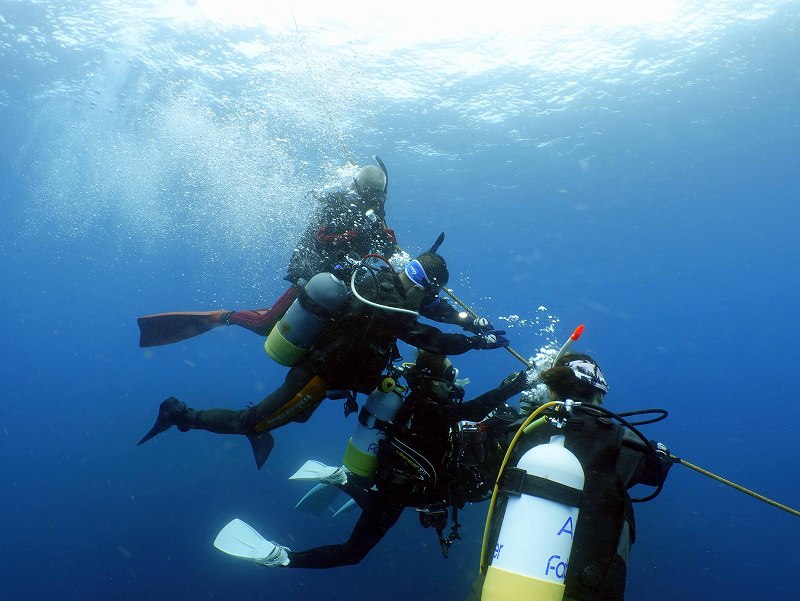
top-left (137, 397), bottom-right (190, 445)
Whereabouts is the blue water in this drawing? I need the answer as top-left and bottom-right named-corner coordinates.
top-left (2, 1), bottom-right (799, 599)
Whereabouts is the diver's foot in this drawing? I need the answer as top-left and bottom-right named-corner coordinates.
top-left (322, 466), bottom-right (348, 486)
top-left (255, 542), bottom-right (290, 567)
top-left (137, 397), bottom-right (188, 445)
top-left (288, 460), bottom-right (348, 485)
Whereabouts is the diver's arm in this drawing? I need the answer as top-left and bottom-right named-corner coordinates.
top-left (419, 297), bottom-right (464, 324)
top-left (419, 298), bottom-right (498, 335)
top-left (456, 371), bottom-right (529, 422)
top-left (619, 431), bottom-right (673, 487)
top-left (397, 321), bottom-right (476, 355)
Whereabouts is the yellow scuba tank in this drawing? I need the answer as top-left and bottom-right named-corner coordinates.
top-left (482, 435), bottom-right (585, 601)
top-left (342, 376), bottom-right (404, 478)
top-left (264, 272), bottom-right (348, 366)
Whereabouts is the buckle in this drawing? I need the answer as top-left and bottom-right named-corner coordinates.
top-left (498, 466), bottom-right (526, 496)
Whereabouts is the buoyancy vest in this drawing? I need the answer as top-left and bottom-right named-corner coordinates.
top-left (308, 270), bottom-right (411, 393)
top-left (374, 389), bottom-right (462, 506)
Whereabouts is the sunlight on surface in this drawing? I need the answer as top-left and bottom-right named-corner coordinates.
top-left (172, 0), bottom-right (690, 84)
top-left (187, 0), bottom-right (682, 33)
top-left (171, 0), bottom-right (773, 83)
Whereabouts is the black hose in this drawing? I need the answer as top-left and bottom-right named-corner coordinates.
top-left (615, 408), bottom-right (669, 426)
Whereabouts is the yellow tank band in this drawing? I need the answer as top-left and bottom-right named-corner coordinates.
top-left (264, 326), bottom-right (308, 366)
top-left (482, 566), bottom-right (564, 601)
top-left (342, 438), bottom-right (379, 478)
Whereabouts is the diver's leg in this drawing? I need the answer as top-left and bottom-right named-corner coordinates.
top-left (286, 500), bottom-right (404, 568)
top-left (170, 363), bottom-right (319, 435)
top-left (138, 364), bottom-right (323, 442)
top-left (221, 285), bottom-right (299, 336)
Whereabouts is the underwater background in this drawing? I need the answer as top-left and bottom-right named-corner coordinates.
top-left (2, 1), bottom-right (799, 599)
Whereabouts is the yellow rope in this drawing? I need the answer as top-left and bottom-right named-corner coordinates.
top-left (478, 401), bottom-right (560, 572)
top-left (677, 457), bottom-right (800, 517)
top-left (442, 287), bottom-right (532, 369)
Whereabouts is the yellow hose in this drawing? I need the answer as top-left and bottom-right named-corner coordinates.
top-left (478, 401), bottom-right (561, 572)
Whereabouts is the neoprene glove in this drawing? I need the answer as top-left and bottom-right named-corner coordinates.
top-left (651, 441), bottom-right (677, 463)
top-left (471, 330), bottom-right (510, 350)
top-left (499, 370), bottom-right (530, 395)
top-left (464, 316), bottom-right (496, 335)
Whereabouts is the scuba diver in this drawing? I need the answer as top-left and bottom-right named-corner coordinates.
top-left (474, 352), bottom-right (674, 601)
top-left (137, 158), bottom-right (493, 347)
top-left (212, 351), bottom-right (532, 569)
top-left (137, 251), bottom-right (511, 470)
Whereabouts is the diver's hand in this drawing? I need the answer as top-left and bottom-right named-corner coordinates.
top-left (464, 316), bottom-right (496, 335)
top-left (651, 441), bottom-right (678, 463)
top-left (470, 330), bottom-right (509, 350)
top-left (499, 370), bottom-right (529, 395)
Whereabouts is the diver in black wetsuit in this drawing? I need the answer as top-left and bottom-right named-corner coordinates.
top-left (138, 253), bottom-right (511, 471)
top-left (218, 352), bottom-right (531, 569)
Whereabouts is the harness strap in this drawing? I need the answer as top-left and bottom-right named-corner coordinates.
top-left (357, 405), bottom-right (393, 431)
top-left (499, 466), bottom-right (584, 507)
top-left (296, 286), bottom-right (342, 319)
top-left (316, 226), bottom-right (356, 244)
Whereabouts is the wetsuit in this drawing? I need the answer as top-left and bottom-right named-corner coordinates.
top-left (223, 189), bottom-right (396, 335)
top-left (286, 374), bottom-right (528, 569)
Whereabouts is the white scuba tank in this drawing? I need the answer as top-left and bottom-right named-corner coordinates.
top-left (482, 435), bottom-right (585, 601)
top-left (342, 382), bottom-right (405, 478)
top-left (264, 272), bottom-right (348, 366)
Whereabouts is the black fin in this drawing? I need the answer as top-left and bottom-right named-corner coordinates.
top-left (247, 431), bottom-right (275, 470)
top-left (137, 397), bottom-right (185, 445)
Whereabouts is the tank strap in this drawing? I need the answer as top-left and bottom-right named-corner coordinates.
top-left (297, 286), bottom-right (342, 319)
top-left (357, 405), bottom-right (392, 431)
top-left (499, 466), bottom-right (583, 507)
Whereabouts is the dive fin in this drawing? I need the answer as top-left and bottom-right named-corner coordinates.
top-left (137, 310), bottom-right (229, 347)
top-left (333, 498), bottom-right (358, 518)
top-left (294, 483), bottom-right (343, 517)
top-left (246, 431), bottom-right (275, 470)
top-left (213, 519), bottom-right (289, 566)
top-left (136, 397), bottom-right (186, 446)
top-left (289, 460), bottom-right (343, 482)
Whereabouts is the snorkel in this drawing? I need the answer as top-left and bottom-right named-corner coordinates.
top-left (374, 155), bottom-right (389, 194)
top-left (429, 231), bottom-right (445, 253)
top-left (552, 324), bottom-right (585, 367)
